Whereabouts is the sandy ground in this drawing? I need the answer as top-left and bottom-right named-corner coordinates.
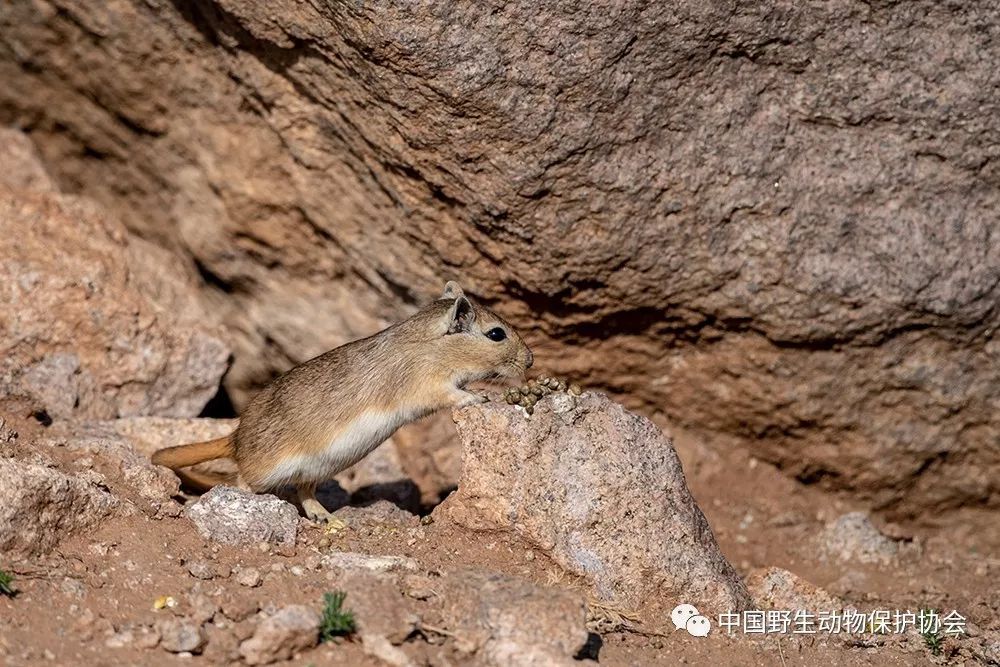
top-left (0, 414), bottom-right (997, 666)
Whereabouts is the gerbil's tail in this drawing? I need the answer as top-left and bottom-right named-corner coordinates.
top-left (151, 436), bottom-right (235, 492)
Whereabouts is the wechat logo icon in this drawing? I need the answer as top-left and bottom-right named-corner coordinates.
top-left (671, 603), bottom-right (711, 637)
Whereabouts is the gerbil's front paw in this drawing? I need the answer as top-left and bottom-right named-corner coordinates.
top-left (453, 390), bottom-right (487, 408)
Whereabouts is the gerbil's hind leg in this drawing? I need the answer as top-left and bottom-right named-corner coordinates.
top-left (296, 483), bottom-right (334, 522)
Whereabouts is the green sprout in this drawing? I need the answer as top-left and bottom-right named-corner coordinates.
top-left (920, 608), bottom-right (943, 657)
top-left (0, 569), bottom-right (15, 597)
top-left (320, 591), bottom-right (356, 641)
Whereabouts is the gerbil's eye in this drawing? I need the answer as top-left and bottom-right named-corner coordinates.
top-left (484, 327), bottom-right (507, 342)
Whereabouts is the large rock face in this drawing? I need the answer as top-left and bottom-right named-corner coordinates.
top-left (0, 130), bottom-right (230, 420)
top-left (1, 1), bottom-right (998, 515)
top-left (441, 392), bottom-right (753, 615)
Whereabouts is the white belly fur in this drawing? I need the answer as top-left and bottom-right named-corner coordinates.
top-left (260, 409), bottom-right (410, 488)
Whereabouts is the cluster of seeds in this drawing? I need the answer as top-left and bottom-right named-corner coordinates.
top-left (504, 376), bottom-right (582, 415)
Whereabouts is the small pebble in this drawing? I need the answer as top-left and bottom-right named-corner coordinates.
top-left (236, 568), bottom-right (261, 588)
top-left (186, 561), bottom-right (214, 581)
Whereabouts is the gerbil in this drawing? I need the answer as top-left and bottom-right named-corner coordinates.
top-left (152, 281), bottom-right (533, 521)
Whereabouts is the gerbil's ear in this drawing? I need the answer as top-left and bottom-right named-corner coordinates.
top-left (444, 296), bottom-right (475, 334)
top-left (441, 281), bottom-right (465, 300)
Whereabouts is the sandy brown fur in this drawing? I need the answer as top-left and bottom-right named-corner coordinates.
top-left (151, 436), bottom-right (235, 491)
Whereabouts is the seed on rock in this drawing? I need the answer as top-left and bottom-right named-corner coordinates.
top-left (420, 515), bottom-right (434, 526)
top-left (569, 384), bottom-right (582, 395)
top-left (505, 394), bottom-right (517, 405)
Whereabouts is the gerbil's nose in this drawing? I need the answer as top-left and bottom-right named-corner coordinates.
top-left (525, 349), bottom-right (534, 368)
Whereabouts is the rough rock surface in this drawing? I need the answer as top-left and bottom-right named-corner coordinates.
top-left (441, 391), bottom-right (752, 614)
top-left (745, 567), bottom-right (840, 612)
top-left (0, 127), bottom-right (55, 192)
top-left (41, 422), bottom-right (184, 512)
top-left (335, 567), bottom-right (588, 666)
top-left (238, 605), bottom-right (320, 666)
top-left (0, 130), bottom-right (229, 420)
top-left (819, 512), bottom-right (906, 565)
top-left (155, 616), bottom-right (206, 654)
top-left (321, 552), bottom-right (419, 574)
top-left (0, 417), bottom-right (203, 557)
top-left (186, 486), bottom-right (299, 553)
top-left (441, 570), bottom-right (590, 667)
top-left (1, 1), bottom-right (998, 515)
top-left (62, 416), bottom-right (241, 487)
top-left (0, 458), bottom-right (120, 558)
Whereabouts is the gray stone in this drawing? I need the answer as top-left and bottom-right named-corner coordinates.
top-left (186, 560), bottom-right (216, 581)
top-left (745, 567), bottom-right (840, 612)
top-left (239, 605), bottom-right (320, 665)
top-left (321, 552), bottom-right (419, 573)
top-left (156, 617), bottom-right (206, 654)
top-left (819, 512), bottom-right (902, 565)
top-left (236, 567), bottom-right (262, 588)
top-left (187, 486), bottom-right (298, 553)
